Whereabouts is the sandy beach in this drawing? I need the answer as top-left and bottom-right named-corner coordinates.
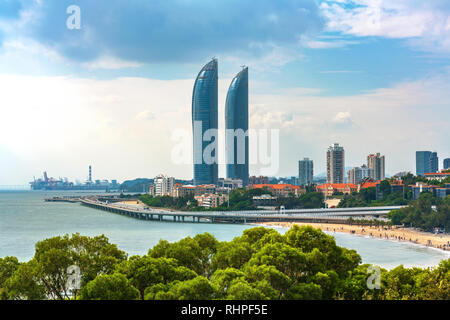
top-left (117, 200), bottom-right (450, 252)
top-left (260, 222), bottom-right (450, 252)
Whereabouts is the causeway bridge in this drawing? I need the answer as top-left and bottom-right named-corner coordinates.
top-left (80, 198), bottom-right (403, 224)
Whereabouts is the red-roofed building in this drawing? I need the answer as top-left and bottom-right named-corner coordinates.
top-left (171, 183), bottom-right (196, 198)
top-left (359, 181), bottom-right (378, 189)
top-left (316, 183), bottom-right (357, 196)
top-left (252, 184), bottom-right (306, 197)
top-left (424, 172), bottom-right (450, 182)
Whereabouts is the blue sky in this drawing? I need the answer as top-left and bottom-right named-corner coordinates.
top-left (0, 0), bottom-right (449, 184)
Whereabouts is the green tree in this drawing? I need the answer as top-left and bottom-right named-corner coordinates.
top-left (80, 273), bottom-right (139, 300)
top-left (0, 256), bottom-right (19, 290)
top-left (379, 180), bottom-right (392, 199)
top-left (388, 209), bottom-right (407, 225)
top-left (226, 280), bottom-right (267, 300)
top-left (1, 260), bottom-right (46, 300)
top-left (115, 256), bottom-right (197, 299)
top-left (286, 282), bottom-right (322, 299)
top-left (149, 233), bottom-right (218, 276)
top-left (150, 276), bottom-right (218, 300)
top-left (32, 233), bottom-right (127, 299)
top-left (210, 268), bottom-right (246, 298)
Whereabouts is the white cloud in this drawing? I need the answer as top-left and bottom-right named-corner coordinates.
top-left (332, 111), bottom-right (351, 123)
top-left (320, 0), bottom-right (450, 52)
top-left (81, 56), bottom-right (142, 70)
top-left (300, 35), bottom-right (359, 49)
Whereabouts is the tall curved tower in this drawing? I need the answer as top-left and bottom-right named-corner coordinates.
top-left (192, 59), bottom-right (218, 185)
top-left (225, 67), bottom-right (249, 186)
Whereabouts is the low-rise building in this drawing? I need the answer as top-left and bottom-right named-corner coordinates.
top-left (316, 183), bottom-right (357, 196)
top-left (218, 178), bottom-right (243, 189)
top-left (252, 194), bottom-right (278, 207)
top-left (195, 184), bottom-right (216, 196)
top-left (171, 183), bottom-right (196, 198)
top-left (357, 179), bottom-right (404, 200)
top-left (195, 193), bottom-right (228, 208)
top-left (409, 182), bottom-right (450, 199)
top-left (249, 176), bottom-right (269, 185)
top-left (251, 184), bottom-right (306, 197)
top-left (424, 172), bottom-right (450, 182)
top-left (436, 188), bottom-right (450, 199)
top-left (410, 183), bottom-right (439, 200)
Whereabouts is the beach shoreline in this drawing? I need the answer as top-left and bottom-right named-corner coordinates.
top-left (117, 200), bottom-right (450, 252)
top-left (257, 221), bottom-right (450, 252)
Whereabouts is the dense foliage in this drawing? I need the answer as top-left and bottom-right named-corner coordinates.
top-left (139, 194), bottom-right (199, 211)
top-left (138, 189), bottom-right (325, 211)
top-left (388, 193), bottom-right (450, 232)
top-left (0, 227), bottom-right (448, 300)
top-left (338, 189), bottom-right (409, 208)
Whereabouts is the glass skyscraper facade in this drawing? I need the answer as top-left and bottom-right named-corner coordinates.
top-left (225, 67), bottom-right (249, 186)
top-left (416, 151), bottom-right (431, 176)
top-left (444, 158), bottom-right (450, 170)
top-left (416, 151), bottom-right (438, 176)
top-left (192, 59), bottom-right (218, 185)
top-left (430, 152), bottom-right (438, 173)
top-left (298, 158), bottom-right (314, 186)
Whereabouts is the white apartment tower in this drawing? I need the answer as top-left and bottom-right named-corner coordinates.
top-left (153, 174), bottom-right (175, 196)
top-left (367, 153), bottom-right (385, 181)
top-left (327, 143), bottom-right (345, 184)
top-left (347, 164), bottom-right (374, 184)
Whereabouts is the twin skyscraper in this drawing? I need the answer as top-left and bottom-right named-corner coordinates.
top-left (192, 58), bottom-right (249, 186)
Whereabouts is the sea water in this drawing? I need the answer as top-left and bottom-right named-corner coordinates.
top-left (0, 191), bottom-right (448, 269)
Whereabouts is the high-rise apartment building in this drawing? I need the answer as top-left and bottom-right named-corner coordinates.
top-left (430, 152), bottom-right (438, 173)
top-left (416, 151), bottom-right (438, 176)
top-left (367, 153), bottom-right (385, 181)
top-left (444, 158), bottom-right (450, 170)
top-left (298, 158), bottom-right (314, 186)
top-left (347, 164), bottom-right (374, 184)
top-left (153, 174), bottom-right (175, 197)
top-left (327, 143), bottom-right (345, 184)
top-left (192, 59), bottom-right (218, 185)
top-left (225, 67), bottom-right (249, 186)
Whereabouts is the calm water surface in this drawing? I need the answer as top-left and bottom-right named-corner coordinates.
top-left (0, 191), bottom-right (448, 269)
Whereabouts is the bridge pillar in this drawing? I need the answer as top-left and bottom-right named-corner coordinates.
top-left (211, 217), bottom-right (214, 223)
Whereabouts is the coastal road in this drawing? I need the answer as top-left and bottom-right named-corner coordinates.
top-left (80, 198), bottom-right (402, 224)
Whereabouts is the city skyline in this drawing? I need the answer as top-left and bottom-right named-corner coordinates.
top-left (0, 1), bottom-right (449, 185)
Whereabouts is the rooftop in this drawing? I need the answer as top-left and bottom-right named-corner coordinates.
top-left (252, 184), bottom-right (301, 190)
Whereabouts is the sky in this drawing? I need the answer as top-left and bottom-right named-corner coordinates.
top-left (0, 0), bottom-right (449, 185)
